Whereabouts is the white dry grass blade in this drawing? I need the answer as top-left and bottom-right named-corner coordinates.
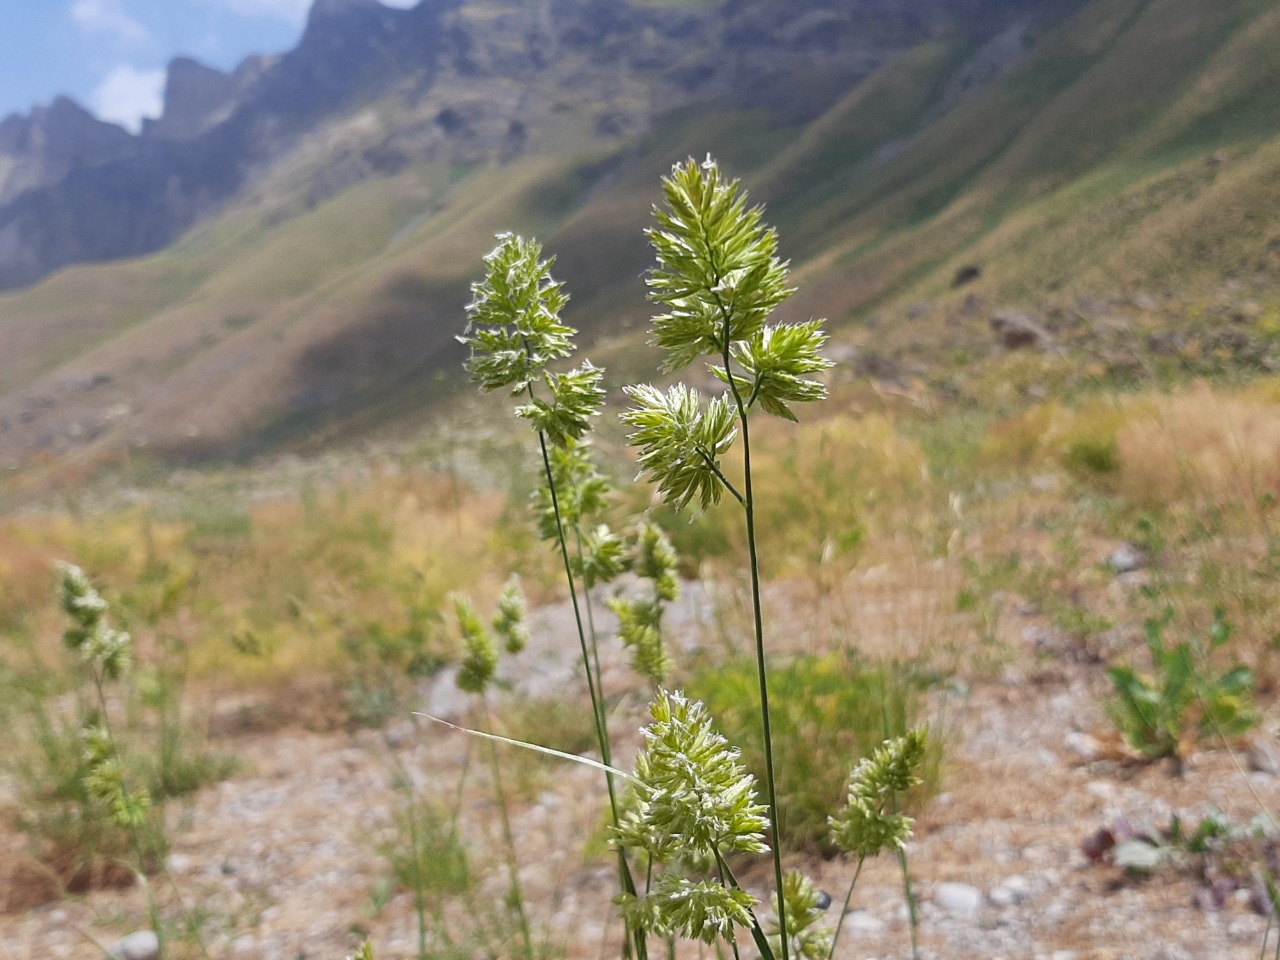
top-left (414, 713), bottom-right (636, 781)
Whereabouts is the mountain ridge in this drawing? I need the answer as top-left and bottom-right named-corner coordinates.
top-left (0, 0), bottom-right (1277, 477)
top-left (0, 0), bottom-right (1055, 291)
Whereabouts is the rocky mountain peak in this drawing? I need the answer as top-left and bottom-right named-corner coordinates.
top-left (0, 95), bottom-right (136, 206)
top-left (146, 57), bottom-right (239, 142)
top-left (0, 0), bottom-right (1065, 293)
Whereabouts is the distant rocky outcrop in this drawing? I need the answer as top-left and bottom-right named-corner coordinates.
top-left (0, 97), bottom-right (137, 205)
top-left (0, 0), bottom-right (1061, 292)
top-left (144, 58), bottom-right (243, 142)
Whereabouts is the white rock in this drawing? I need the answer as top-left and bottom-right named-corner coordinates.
top-left (109, 931), bottom-right (159, 960)
top-left (988, 875), bottom-right (1034, 907)
top-left (934, 881), bottom-right (983, 913)
top-left (166, 853), bottom-right (192, 874)
top-left (843, 909), bottom-right (885, 933)
top-left (1064, 731), bottom-right (1102, 763)
top-left (1248, 739), bottom-right (1280, 776)
top-left (1108, 543), bottom-right (1144, 573)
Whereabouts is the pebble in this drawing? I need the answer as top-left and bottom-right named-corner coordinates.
top-left (167, 853), bottom-right (192, 874)
top-left (934, 881), bottom-right (983, 914)
top-left (1248, 739), bottom-right (1280, 776)
top-left (108, 931), bottom-right (159, 960)
top-left (843, 909), bottom-right (885, 934)
top-left (1108, 543), bottom-right (1144, 573)
top-left (988, 875), bottom-right (1034, 907)
top-left (1064, 731), bottom-right (1102, 763)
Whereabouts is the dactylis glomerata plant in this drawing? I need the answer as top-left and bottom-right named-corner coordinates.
top-left (460, 231), bottom-right (683, 960)
top-left (450, 579), bottom-right (538, 960)
top-left (461, 158), bottom-right (931, 960)
top-left (54, 562), bottom-right (210, 956)
top-left (58, 562), bottom-right (152, 833)
top-left (612, 156), bottom-right (929, 960)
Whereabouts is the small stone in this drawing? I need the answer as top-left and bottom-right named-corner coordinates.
top-left (990, 309), bottom-right (1053, 350)
top-left (843, 909), bottom-right (884, 933)
top-left (167, 853), bottom-right (192, 874)
top-left (1248, 739), bottom-right (1280, 776)
top-left (1108, 543), bottom-right (1144, 573)
top-left (109, 931), bottom-right (159, 960)
top-left (934, 881), bottom-right (983, 913)
top-left (1114, 570), bottom-right (1150, 589)
top-left (988, 875), bottom-right (1034, 907)
top-left (1064, 731), bottom-right (1102, 763)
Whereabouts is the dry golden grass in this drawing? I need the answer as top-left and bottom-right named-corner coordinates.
top-left (1115, 379), bottom-right (1280, 506)
top-left (0, 465), bottom-right (530, 708)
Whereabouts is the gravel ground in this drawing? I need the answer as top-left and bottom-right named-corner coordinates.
top-left (3, 577), bottom-right (1278, 960)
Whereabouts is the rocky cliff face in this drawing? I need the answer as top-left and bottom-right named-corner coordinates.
top-left (0, 97), bottom-right (137, 206)
top-left (0, 0), bottom-right (1057, 291)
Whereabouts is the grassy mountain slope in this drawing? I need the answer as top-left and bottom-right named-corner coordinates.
top-left (0, 0), bottom-right (1276, 471)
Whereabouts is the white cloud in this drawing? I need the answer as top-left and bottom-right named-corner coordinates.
top-left (379, 0), bottom-right (418, 7)
top-left (70, 0), bottom-right (151, 46)
top-left (90, 64), bottom-right (165, 133)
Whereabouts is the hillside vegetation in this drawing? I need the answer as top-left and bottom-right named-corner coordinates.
top-left (0, 0), bottom-right (1275, 476)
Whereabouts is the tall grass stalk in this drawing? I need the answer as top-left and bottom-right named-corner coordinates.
top-left (482, 700), bottom-right (535, 960)
top-left (460, 234), bottom-right (646, 958)
top-left (55, 562), bottom-right (212, 960)
top-left (720, 257), bottom-right (790, 960)
top-left (380, 732), bottom-right (472, 960)
top-left (621, 156), bottom-right (834, 958)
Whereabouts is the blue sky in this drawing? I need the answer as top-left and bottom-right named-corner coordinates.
top-left (0, 0), bottom-right (415, 134)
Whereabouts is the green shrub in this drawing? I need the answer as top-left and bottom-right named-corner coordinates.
top-left (687, 652), bottom-right (941, 853)
top-left (1062, 433), bottom-right (1120, 476)
top-left (1106, 608), bottom-right (1257, 760)
top-left (7, 566), bottom-right (232, 900)
top-left (380, 790), bottom-right (472, 899)
top-left (342, 615), bottom-right (449, 727)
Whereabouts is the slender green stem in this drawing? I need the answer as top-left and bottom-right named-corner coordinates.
top-left (711, 298), bottom-right (789, 960)
top-left (570, 523), bottom-right (610, 728)
top-left (89, 678), bottom-right (172, 958)
top-left (882, 706), bottom-right (921, 960)
top-left (529, 410), bottom-right (646, 960)
top-left (713, 847), bottom-right (775, 960)
top-left (827, 857), bottom-right (865, 960)
top-left (897, 844), bottom-right (920, 960)
top-left (534, 429), bottom-right (613, 788)
top-left (696, 448), bottom-right (745, 505)
top-left (402, 783), bottom-right (430, 960)
top-left (436, 745), bottom-right (473, 949)
top-left (482, 699), bottom-right (536, 960)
